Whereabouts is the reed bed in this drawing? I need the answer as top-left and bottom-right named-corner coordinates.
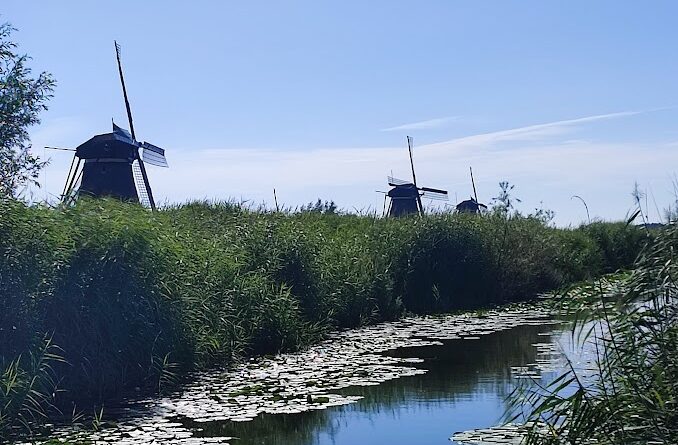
top-left (511, 221), bottom-right (677, 444)
top-left (0, 198), bottom-right (646, 434)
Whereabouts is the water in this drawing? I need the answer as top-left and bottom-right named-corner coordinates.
top-left (27, 304), bottom-right (566, 445)
top-left (189, 325), bottom-right (554, 445)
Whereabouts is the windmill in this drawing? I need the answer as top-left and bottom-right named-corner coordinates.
top-left (455, 166), bottom-right (487, 214)
top-left (61, 41), bottom-right (168, 210)
top-left (385, 136), bottom-right (448, 217)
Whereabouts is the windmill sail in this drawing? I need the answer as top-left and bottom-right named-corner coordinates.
top-left (112, 122), bottom-right (134, 141)
top-left (115, 41), bottom-right (136, 140)
top-left (387, 176), bottom-right (411, 186)
top-left (407, 136), bottom-right (417, 187)
top-left (420, 187), bottom-right (449, 201)
top-left (140, 142), bottom-right (169, 167)
top-left (132, 160), bottom-right (152, 207)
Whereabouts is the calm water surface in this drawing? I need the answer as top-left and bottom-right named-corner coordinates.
top-left (185, 324), bottom-right (554, 445)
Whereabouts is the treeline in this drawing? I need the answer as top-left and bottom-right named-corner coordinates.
top-left (0, 199), bottom-right (647, 430)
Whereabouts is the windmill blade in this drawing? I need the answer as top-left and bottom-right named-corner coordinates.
top-left (115, 41), bottom-right (136, 140)
top-left (387, 176), bottom-right (411, 186)
top-left (420, 186), bottom-right (449, 201)
top-left (112, 121), bottom-right (134, 141)
top-left (132, 160), bottom-right (152, 207)
top-left (134, 151), bottom-right (157, 210)
top-left (420, 186), bottom-right (448, 194)
top-left (140, 142), bottom-right (169, 167)
top-left (407, 136), bottom-right (418, 187)
top-left (421, 190), bottom-right (449, 201)
top-left (470, 166), bottom-right (479, 203)
top-left (421, 192), bottom-right (448, 201)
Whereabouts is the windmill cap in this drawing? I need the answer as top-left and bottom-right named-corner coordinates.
top-left (387, 183), bottom-right (419, 197)
top-left (75, 131), bottom-right (139, 160)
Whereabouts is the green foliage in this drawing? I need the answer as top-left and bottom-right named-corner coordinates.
top-left (0, 23), bottom-right (55, 198)
top-left (511, 222), bottom-right (677, 444)
top-left (0, 337), bottom-right (63, 436)
top-left (0, 199), bottom-right (646, 435)
top-left (579, 221), bottom-right (648, 273)
top-left (299, 199), bottom-right (338, 214)
top-left (383, 216), bottom-right (496, 313)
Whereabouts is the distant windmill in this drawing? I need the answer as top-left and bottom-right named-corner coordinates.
top-left (385, 136), bottom-right (448, 217)
top-left (455, 167), bottom-right (487, 214)
top-left (61, 41), bottom-right (168, 209)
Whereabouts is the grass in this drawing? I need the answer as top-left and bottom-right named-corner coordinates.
top-left (0, 337), bottom-right (63, 435)
top-left (509, 221), bottom-right (677, 444)
top-left (0, 198), bottom-right (648, 436)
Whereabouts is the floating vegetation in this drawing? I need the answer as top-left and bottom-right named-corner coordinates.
top-left (452, 423), bottom-right (533, 444)
top-left (21, 303), bottom-right (557, 444)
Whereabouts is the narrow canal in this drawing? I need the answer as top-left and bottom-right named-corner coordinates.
top-left (27, 304), bottom-right (566, 445)
top-left (190, 324), bottom-right (558, 445)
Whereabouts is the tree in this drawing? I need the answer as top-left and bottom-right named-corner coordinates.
top-left (0, 22), bottom-right (55, 199)
top-left (299, 199), bottom-right (338, 214)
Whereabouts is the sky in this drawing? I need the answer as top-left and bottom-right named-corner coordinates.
top-left (4, 1), bottom-right (678, 225)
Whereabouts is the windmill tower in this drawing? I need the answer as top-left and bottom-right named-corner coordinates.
top-left (61, 42), bottom-right (168, 209)
top-left (385, 136), bottom-right (448, 216)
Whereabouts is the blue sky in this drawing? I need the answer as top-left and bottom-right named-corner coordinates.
top-left (5, 1), bottom-right (678, 225)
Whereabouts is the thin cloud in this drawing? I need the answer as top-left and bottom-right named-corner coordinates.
top-left (381, 116), bottom-right (460, 132)
top-left (425, 110), bottom-right (645, 149)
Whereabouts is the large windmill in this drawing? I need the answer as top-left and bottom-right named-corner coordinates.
top-left (385, 136), bottom-right (448, 217)
top-left (61, 42), bottom-right (168, 210)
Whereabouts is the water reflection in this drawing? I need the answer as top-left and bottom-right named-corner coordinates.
top-left (188, 325), bottom-right (550, 445)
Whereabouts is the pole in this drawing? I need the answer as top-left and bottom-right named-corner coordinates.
top-left (273, 188), bottom-right (280, 212)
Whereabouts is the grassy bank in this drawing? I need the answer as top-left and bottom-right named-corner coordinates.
top-left (0, 198), bottom-right (647, 433)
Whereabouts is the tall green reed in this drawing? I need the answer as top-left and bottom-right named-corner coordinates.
top-left (0, 337), bottom-right (63, 436)
top-left (509, 222), bottom-right (676, 444)
top-left (0, 198), bottom-right (646, 428)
